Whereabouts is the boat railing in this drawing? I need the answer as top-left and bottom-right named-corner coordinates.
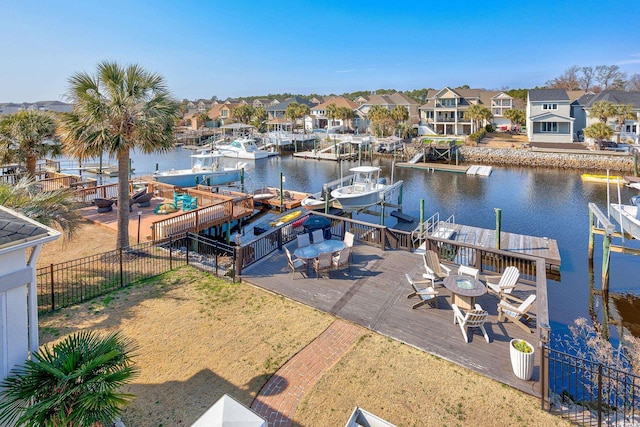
top-left (410, 212), bottom-right (456, 248)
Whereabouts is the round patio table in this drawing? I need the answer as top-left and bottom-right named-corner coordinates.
top-left (443, 274), bottom-right (486, 310)
top-left (294, 239), bottom-right (345, 261)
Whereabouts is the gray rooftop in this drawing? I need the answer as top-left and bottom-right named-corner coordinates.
top-left (0, 210), bottom-right (49, 250)
top-left (528, 89), bottom-right (569, 102)
top-left (265, 97), bottom-right (314, 111)
top-left (584, 90), bottom-right (640, 108)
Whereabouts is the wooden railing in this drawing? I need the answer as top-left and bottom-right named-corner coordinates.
top-left (150, 201), bottom-right (232, 241)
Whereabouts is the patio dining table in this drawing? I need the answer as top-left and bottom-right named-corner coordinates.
top-left (294, 239), bottom-right (346, 261)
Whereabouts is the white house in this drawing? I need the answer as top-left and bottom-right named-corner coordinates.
top-left (583, 90), bottom-right (640, 143)
top-left (526, 89), bottom-right (575, 143)
top-left (0, 206), bottom-right (60, 381)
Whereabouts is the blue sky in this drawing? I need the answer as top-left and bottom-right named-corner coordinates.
top-left (2, 0), bottom-right (640, 102)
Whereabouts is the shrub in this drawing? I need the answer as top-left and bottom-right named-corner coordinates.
top-left (512, 339), bottom-right (533, 353)
top-left (485, 124), bottom-right (495, 133)
top-left (467, 128), bottom-right (487, 142)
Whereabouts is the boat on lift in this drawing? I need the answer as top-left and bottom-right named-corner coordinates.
top-left (217, 137), bottom-right (275, 160)
top-left (330, 166), bottom-right (395, 212)
top-left (154, 149), bottom-right (247, 188)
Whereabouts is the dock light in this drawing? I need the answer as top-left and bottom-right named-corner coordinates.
top-left (137, 211), bottom-right (142, 244)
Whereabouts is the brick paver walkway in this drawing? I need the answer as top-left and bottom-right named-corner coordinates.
top-left (251, 319), bottom-right (363, 427)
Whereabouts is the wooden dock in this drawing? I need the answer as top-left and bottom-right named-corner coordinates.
top-left (396, 162), bottom-right (469, 173)
top-left (240, 243), bottom-right (543, 396)
top-left (425, 222), bottom-right (561, 270)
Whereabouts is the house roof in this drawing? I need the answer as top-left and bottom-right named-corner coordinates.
top-left (529, 112), bottom-right (575, 122)
top-left (265, 97), bottom-right (314, 112)
top-left (528, 89), bottom-right (569, 102)
top-left (584, 90), bottom-right (640, 109)
top-left (311, 96), bottom-right (358, 111)
top-left (0, 206), bottom-right (59, 252)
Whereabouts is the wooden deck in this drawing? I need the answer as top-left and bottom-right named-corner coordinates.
top-left (431, 222), bottom-right (561, 270)
top-left (240, 243), bottom-right (543, 396)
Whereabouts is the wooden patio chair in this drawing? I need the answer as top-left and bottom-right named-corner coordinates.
top-left (311, 229), bottom-right (325, 244)
top-left (497, 293), bottom-right (537, 333)
top-left (422, 250), bottom-right (452, 287)
top-left (313, 252), bottom-right (333, 279)
top-left (297, 233), bottom-right (310, 248)
top-left (406, 273), bottom-right (439, 309)
top-left (284, 247), bottom-right (306, 279)
top-left (486, 266), bottom-right (520, 298)
top-left (332, 246), bottom-right (351, 275)
top-left (452, 303), bottom-right (489, 343)
top-left (458, 265), bottom-right (479, 279)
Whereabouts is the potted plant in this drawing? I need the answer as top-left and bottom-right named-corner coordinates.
top-left (510, 339), bottom-right (535, 380)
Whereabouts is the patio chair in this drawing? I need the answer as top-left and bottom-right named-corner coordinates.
top-left (406, 273), bottom-right (439, 309)
top-left (497, 293), bottom-right (537, 333)
top-left (332, 246), bottom-right (351, 275)
top-left (311, 229), bottom-right (325, 244)
top-left (284, 247), bottom-right (306, 279)
top-left (458, 265), bottom-right (479, 279)
top-left (297, 233), bottom-right (311, 248)
top-left (182, 195), bottom-right (198, 211)
top-left (313, 252), bottom-right (333, 279)
top-left (422, 250), bottom-right (452, 287)
top-left (452, 303), bottom-right (490, 343)
top-left (486, 266), bottom-right (520, 298)
top-left (344, 231), bottom-right (355, 261)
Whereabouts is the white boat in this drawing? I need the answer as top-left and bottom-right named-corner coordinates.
top-left (217, 137), bottom-right (274, 160)
top-left (330, 166), bottom-right (389, 212)
top-left (610, 203), bottom-right (640, 240)
top-left (154, 150), bottom-right (247, 188)
top-left (301, 190), bottom-right (333, 211)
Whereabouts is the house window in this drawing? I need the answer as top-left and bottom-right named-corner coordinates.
top-left (221, 110), bottom-right (227, 117)
top-left (541, 122), bottom-right (558, 132)
top-left (542, 103), bottom-right (558, 110)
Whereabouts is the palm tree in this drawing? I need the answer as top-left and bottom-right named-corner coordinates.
top-left (336, 106), bottom-right (355, 133)
top-left (0, 331), bottom-right (138, 427)
top-left (589, 100), bottom-right (616, 124)
top-left (0, 177), bottom-right (81, 238)
top-left (231, 104), bottom-right (255, 124)
top-left (58, 61), bottom-right (180, 249)
top-left (0, 110), bottom-right (62, 177)
top-left (325, 103), bottom-right (338, 130)
top-left (390, 105), bottom-right (409, 124)
top-left (613, 104), bottom-right (636, 143)
top-left (464, 104), bottom-right (493, 133)
top-left (583, 122), bottom-right (615, 147)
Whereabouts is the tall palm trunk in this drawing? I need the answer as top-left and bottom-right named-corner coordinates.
top-left (26, 154), bottom-right (36, 177)
top-left (117, 149), bottom-right (130, 249)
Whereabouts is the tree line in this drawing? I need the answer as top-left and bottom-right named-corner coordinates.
top-left (545, 65), bottom-right (640, 92)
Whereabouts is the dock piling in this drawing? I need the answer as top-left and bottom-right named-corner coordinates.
top-left (495, 208), bottom-right (501, 249)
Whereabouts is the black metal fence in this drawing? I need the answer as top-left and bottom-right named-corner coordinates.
top-left (36, 232), bottom-right (235, 314)
top-left (545, 347), bottom-right (640, 426)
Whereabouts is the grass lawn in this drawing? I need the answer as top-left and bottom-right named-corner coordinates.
top-left (39, 267), bottom-right (568, 427)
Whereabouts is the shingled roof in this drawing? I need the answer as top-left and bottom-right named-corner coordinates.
top-left (0, 209), bottom-right (49, 250)
top-left (528, 89), bottom-right (569, 102)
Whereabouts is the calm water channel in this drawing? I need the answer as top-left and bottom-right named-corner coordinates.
top-left (101, 147), bottom-right (640, 343)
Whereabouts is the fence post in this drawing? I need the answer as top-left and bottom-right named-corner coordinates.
top-left (186, 233), bottom-right (190, 265)
top-left (169, 235), bottom-right (173, 270)
top-left (119, 248), bottom-right (124, 287)
top-left (597, 364), bottom-right (603, 427)
top-left (277, 227), bottom-right (283, 251)
top-left (49, 263), bottom-right (55, 312)
top-left (540, 344), bottom-right (547, 411)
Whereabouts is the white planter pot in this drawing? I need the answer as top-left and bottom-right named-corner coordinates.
top-left (510, 339), bottom-right (535, 381)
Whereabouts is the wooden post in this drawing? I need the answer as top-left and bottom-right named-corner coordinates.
top-left (226, 220), bottom-right (231, 243)
top-left (602, 234), bottom-right (611, 291)
top-left (635, 151), bottom-right (638, 177)
top-left (495, 208), bottom-right (501, 250)
top-left (588, 209), bottom-right (595, 260)
top-left (324, 184), bottom-right (330, 214)
top-left (419, 199), bottom-right (425, 235)
top-left (279, 172), bottom-right (284, 211)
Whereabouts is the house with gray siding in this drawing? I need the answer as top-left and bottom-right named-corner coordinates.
top-left (583, 90), bottom-right (640, 143)
top-left (526, 89), bottom-right (575, 143)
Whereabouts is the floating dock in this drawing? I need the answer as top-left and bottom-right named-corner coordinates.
top-left (397, 162), bottom-right (492, 176)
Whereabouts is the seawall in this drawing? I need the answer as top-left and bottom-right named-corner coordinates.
top-left (458, 146), bottom-right (636, 173)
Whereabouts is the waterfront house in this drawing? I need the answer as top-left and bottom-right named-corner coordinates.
top-left (0, 206), bottom-right (60, 381)
top-left (252, 98), bottom-right (272, 108)
top-left (208, 103), bottom-right (240, 126)
top-left (310, 96), bottom-right (358, 130)
top-left (355, 92), bottom-right (419, 133)
top-left (526, 89), bottom-right (575, 143)
top-left (570, 92), bottom-right (596, 141)
top-left (418, 88), bottom-right (515, 135)
top-left (265, 97), bottom-right (315, 120)
top-left (582, 90), bottom-right (640, 143)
